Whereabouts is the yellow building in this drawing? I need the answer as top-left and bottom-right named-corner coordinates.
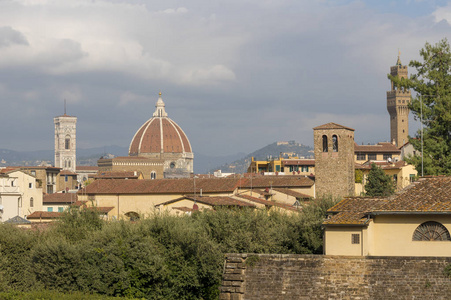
top-left (77, 175), bottom-right (315, 220)
top-left (355, 160), bottom-right (417, 195)
top-left (354, 142), bottom-right (401, 163)
top-left (323, 176), bottom-right (451, 257)
top-left (247, 157), bottom-right (315, 176)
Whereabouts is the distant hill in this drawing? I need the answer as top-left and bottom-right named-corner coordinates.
top-left (0, 146), bottom-right (128, 167)
top-left (209, 141), bottom-right (314, 174)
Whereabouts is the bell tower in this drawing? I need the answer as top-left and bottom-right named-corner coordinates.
top-left (387, 54), bottom-right (410, 147)
top-left (54, 101), bottom-right (77, 173)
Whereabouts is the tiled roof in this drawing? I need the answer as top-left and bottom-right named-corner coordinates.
top-left (157, 196), bottom-right (255, 208)
top-left (251, 189), bottom-right (274, 196)
top-left (313, 122), bottom-right (354, 131)
top-left (282, 159), bottom-right (315, 166)
top-left (27, 211), bottom-right (62, 219)
top-left (324, 197), bottom-right (388, 225)
top-left (374, 176), bottom-right (451, 212)
top-left (81, 178), bottom-right (240, 195)
top-left (354, 142), bottom-right (401, 153)
top-left (272, 188), bottom-right (312, 199)
top-left (5, 216), bottom-right (31, 224)
top-left (324, 176), bottom-right (451, 225)
top-left (43, 193), bottom-right (78, 204)
top-left (235, 194), bottom-right (300, 212)
top-left (240, 175), bottom-right (314, 188)
top-left (93, 171), bottom-right (141, 179)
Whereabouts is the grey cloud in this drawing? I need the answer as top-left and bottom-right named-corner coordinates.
top-left (0, 26), bottom-right (29, 47)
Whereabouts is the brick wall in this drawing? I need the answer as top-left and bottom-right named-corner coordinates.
top-left (220, 254), bottom-right (451, 299)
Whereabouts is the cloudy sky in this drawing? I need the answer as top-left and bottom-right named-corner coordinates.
top-left (0, 0), bottom-right (450, 158)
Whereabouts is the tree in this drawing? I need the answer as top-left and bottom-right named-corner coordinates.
top-left (365, 163), bottom-right (395, 197)
top-left (391, 38), bottom-right (451, 175)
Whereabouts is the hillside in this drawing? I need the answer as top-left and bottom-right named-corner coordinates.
top-left (209, 141), bottom-right (313, 174)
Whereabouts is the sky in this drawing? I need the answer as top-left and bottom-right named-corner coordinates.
top-left (0, 0), bottom-right (450, 157)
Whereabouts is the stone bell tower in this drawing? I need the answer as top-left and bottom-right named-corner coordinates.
top-left (313, 122), bottom-right (355, 198)
top-left (387, 54), bottom-right (410, 147)
top-left (54, 101), bottom-right (77, 173)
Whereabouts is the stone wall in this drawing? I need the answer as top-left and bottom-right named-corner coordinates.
top-left (220, 254), bottom-right (451, 299)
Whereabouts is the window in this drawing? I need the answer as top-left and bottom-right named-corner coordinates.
top-left (276, 165), bottom-right (281, 172)
top-left (332, 135), bottom-right (338, 152)
top-left (409, 174), bottom-right (416, 183)
top-left (368, 154), bottom-right (376, 160)
top-left (65, 135), bottom-right (70, 149)
top-left (383, 154), bottom-right (392, 160)
top-left (413, 221), bottom-right (451, 241)
top-left (301, 166), bottom-right (309, 172)
top-left (29, 183), bottom-right (33, 189)
top-left (151, 171), bottom-right (156, 180)
top-left (393, 174), bottom-right (397, 182)
top-left (11, 180), bottom-right (14, 187)
top-left (170, 162), bottom-right (175, 169)
top-left (351, 234), bottom-right (360, 244)
top-left (289, 166), bottom-right (299, 172)
top-left (58, 207), bottom-right (64, 213)
top-left (31, 171), bottom-right (36, 176)
top-left (322, 135), bottom-right (328, 152)
top-left (47, 207), bottom-right (53, 212)
top-left (30, 197), bottom-right (34, 208)
top-left (356, 153), bottom-right (366, 161)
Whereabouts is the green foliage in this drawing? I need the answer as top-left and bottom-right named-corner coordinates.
top-left (365, 163), bottom-right (395, 197)
top-left (0, 290), bottom-right (126, 299)
top-left (391, 38), bottom-right (451, 175)
top-left (0, 197), bottom-right (338, 299)
top-left (355, 169), bottom-right (363, 183)
top-left (444, 263), bottom-right (451, 278)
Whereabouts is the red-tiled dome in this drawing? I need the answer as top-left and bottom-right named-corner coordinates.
top-left (129, 93), bottom-right (192, 156)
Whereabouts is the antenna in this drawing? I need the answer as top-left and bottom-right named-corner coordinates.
top-left (64, 99), bottom-right (67, 115)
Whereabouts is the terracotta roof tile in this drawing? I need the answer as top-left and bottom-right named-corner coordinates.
top-left (272, 188), bottom-right (312, 199)
top-left (313, 122), bottom-right (355, 131)
top-left (240, 175), bottom-right (314, 188)
top-left (76, 166), bottom-right (99, 171)
top-left (375, 176), bottom-right (451, 212)
top-left (27, 211), bottom-right (62, 219)
top-left (43, 193), bottom-right (78, 204)
top-left (157, 196), bottom-right (255, 208)
top-left (354, 142), bottom-right (401, 153)
top-left (324, 197), bottom-right (388, 225)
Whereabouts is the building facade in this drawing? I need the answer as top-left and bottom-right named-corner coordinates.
top-left (387, 55), bottom-right (411, 147)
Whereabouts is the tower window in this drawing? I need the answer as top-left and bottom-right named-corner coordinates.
top-left (65, 135), bottom-right (70, 149)
top-left (332, 135), bottom-right (338, 152)
top-left (322, 135), bottom-right (328, 152)
top-left (30, 197), bottom-right (34, 208)
top-left (151, 171), bottom-right (156, 180)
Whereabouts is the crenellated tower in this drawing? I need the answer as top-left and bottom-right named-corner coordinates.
top-left (387, 54), bottom-right (410, 147)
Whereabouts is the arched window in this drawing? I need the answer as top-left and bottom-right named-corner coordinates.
top-left (125, 211), bottom-right (140, 221)
top-left (151, 171), bottom-right (156, 180)
top-left (412, 221), bottom-right (451, 241)
top-left (322, 135), bottom-right (328, 152)
top-left (65, 135), bottom-right (70, 150)
top-left (332, 135), bottom-right (338, 152)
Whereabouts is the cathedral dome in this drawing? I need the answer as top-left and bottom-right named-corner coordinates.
top-left (129, 93), bottom-right (192, 156)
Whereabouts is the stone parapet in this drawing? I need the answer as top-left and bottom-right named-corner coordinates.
top-left (220, 254), bottom-right (451, 299)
